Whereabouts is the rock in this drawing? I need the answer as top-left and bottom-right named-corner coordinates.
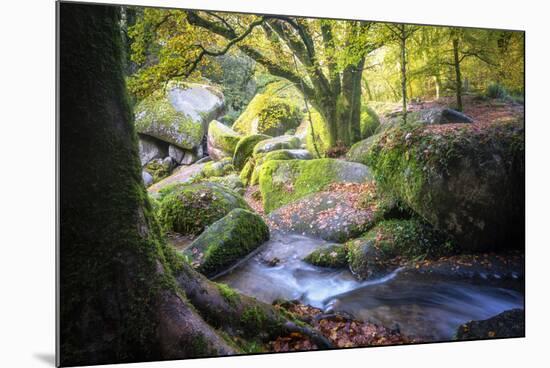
top-left (162, 156), bottom-right (175, 171)
top-left (253, 135), bottom-right (301, 156)
top-left (268, 184), bottom-right (390, 242)
top-left (134, 83), bottom-right (224, 150)
top-left (296, 109), bottom-right (330, 157)
top-left (147, 162), bottom-right (208, 194)
top-left (142, 171), bottom-right (153, 187)
top-left (346, 135), bottom-right (380, 165)
top-left (303, 244), bottom-right (348, 268)
top-left (168, 144), bottom-right (186, 164)
top-left (259, 158), bottom-right (372, 213)
top-left (233, 134), bottom-right (271, 170)
top-left (181, 150), bottom-right (198, 165)
top-left (197, 173), bottom-right (245, 195)
top-left (201, 157), bottom-right (235, 178)
top-left (143, 158), bottom-right (173, 183)
top-left (347, 219), bottom-right (452, 280)
top-left (184, 208), bottom-right (270, 277)
top-left (156, 182), bottom-right (250, 236)
top-left (207, 120), bottom-right (242, 161)
top-left (360, 105), bottom-right (380, 139)
top-left (366, 120), bottom-right (525, 251)
top-left (138, 135), bottom-right (168, 166)
top-left (232, 82), bottom-right (303, 136)
top-left (455, 309), bottom-right (524, 340)
top-left (412, 107), bottom-right (474, 125)
top-left (248, 149), bottom-right (313, 186)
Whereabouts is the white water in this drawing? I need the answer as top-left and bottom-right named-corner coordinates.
top-left (218, 232), bottom-right (524, 340)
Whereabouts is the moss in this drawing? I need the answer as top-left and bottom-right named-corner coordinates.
top-left (157, 182), bottom-right (250, 236)
top-left (233, 134), bottom-right (271, 170)
top-left (360, 105), bottom-right (380, 139)
top-left (208, 120), bottom-right (242, 155)
top-left (240, 305), bottom-right (269, 334)
top-left (239, 159), bottom-right (255, 186)
top-left (304, 109), bottom-right (331, 157)
top-left (186, 208), bottom-right (270, 277)
top-left (259, 158), bottom-right (370, 213)
top-left (143, 159), bottom-right (171, 183)
top-left (201, 158), bottom-right (235, 178)
top-left (216, 283), bottom-right (240, 306)
top-left (252, 135), bottom-right (301, 156)
top-left (134, 90), bottom-right (204, 150)
top-left (232, 82), bottom-right (304, 136)
top-left (303, 244), bottom-right (348, 268)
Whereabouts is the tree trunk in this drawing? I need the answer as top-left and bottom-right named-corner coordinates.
top-left (452, 37), bottom-right (463, 111)
top-left (59, 4), bottom-right (329, 366)
top-left (400, 25), bottom-right (408, 123)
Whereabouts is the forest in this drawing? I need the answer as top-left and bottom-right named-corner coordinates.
top-left (59, 2), bottom-right (525, 366)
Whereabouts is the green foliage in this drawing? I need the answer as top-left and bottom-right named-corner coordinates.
top-left (486, 82), bottom-right (508, 99)
top-left (360, 105), bottom-right (380, 139)
top-left (216, 283), bottom-right (240, 306)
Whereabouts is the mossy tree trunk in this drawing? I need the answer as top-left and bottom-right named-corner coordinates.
top-left (59, 4), bottom-right (328, 365)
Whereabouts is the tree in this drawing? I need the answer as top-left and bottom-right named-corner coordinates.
top-left (59, 3), bottom-right (329, 365)
top-left (128, 10), bottom-right (383, 146)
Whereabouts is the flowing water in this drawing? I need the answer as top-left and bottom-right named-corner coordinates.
top-left (218, 232), bottom-right (524, 341)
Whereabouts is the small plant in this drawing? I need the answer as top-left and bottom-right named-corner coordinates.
top-left (486, 82), bottom-right (508, 99)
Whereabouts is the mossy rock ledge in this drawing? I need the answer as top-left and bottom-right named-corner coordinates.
top-left (303, 244), bottom-right (348, 268)
top-left (206, 120), bottom-right (242, 161)
top-left (365, 119), bottom-right (524, 251)
top-left (233, 134), bottom-right (272, 170)
top-left (156, 182), bottom-right (250, 236)
top-left (347, 219), bottom-right (453, 280)
top-left (259, 158), bottom-right (372, 213)
top-left (134, 83), bottom-right (224, 150)
top-left (253, 135), bottom-right (302, 156)
top-left (185, 208), bottom-right (270, 277)
top-left (248, 149), bottom-right (313, 186)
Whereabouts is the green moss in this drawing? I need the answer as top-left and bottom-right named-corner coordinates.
top-left (303, 244), bottom-right (348, 268)
top-left (216, 283), bottom-right (240, 306)
top-left (186, 208), bottom-right (270, 277)
top-left (259, 158), bottom-right (370, 213)
top-left (208, 120), bottom-right (242, 155)
top-left (360, 105), bottom-right (380, 139)
top-left (305, 109), bottom-right (331, 157)
top-left (233, 134), bottom-right (271, 170)
top-left (252, 136), bottom-right (301, 156)
top-left (144, 159), bottom-right (171, 183)
top-left (201, 158), bottom-right (235, 178)
top-left (239, 159), bottom-right (255, 186)
top-left (232, 82), bottom-right (304, 136)
top-left (157, 182), bottom-right (250, 236)
top-left (241, 306), bottom-right (269, 334)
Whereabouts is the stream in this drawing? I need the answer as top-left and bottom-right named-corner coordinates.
top-left (218, 232), bottom-right (524, 341)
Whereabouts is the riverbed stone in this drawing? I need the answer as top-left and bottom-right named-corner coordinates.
top-left (184, 208), bottom-right (270, 277)
top-left (303, 244), bottom-right (348, 268)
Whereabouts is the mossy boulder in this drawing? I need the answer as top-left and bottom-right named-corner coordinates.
top-left (135, 83), bottom-right (224, 150)
top-left (252, 135), bottom-right (301, 156)
top-left (143, 157), bottom-right (174, 183)
top-left (296, 109), bottom-right (330, 157)
top-left (360, 105), bottom-right (381, 139)
top-left (347, 219), bottom-right (453, 280)
top-left (206, 120), bottom-right (242, 161)
top-left (248, 149), bottom-right (313, 186)
top-left (346, 134), bottom-right (380, 165)
top-left (455, 309), bottom-right (524, 340)
top-left (232, 83), bottom-right (304, 136)
top-left (196, 173), bottom-right (245, 195)
top-left (233, 134), bottom-right (272, 170)
top-left (259, 158), bottom-right (372, 213)
top-left (156, 182), bottom-right (250, 236)
top-left (303, 244), bottom-right (348, 268)
top-left (201, 157), bottom-right (235, 178)
top-left (185, 208), bottom-right (270, 277)
top-left (366, 120), bottom-right (525, 251)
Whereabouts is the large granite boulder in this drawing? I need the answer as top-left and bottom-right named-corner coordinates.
top-left (233, 134), bottom-right (271, 170)
top-left (259, 158), bottom-right (372, 213)
top-left (138, 134), bottom-right (168, 166)
top-left (365, 120), bottom-right (524, 251)
top-left (184, 208), bottom-right (270, 277)
top-left (134, 83), bottom-right (224, 150)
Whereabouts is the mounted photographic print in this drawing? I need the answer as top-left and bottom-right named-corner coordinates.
top-left (57, 1), bottom-right (525, 366)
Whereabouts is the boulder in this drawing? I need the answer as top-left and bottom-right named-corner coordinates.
top-left (412, 107), bottom-right (474, 125)
top-left (168, 144), bottom-right (186, 164)
top-left (184, 208), bottom-right (270, 277)
top-left (259, 158), bottom-right (372, 213)
top-left (156, 182), bottom-right (250, 236)
top-left (233, 134), bottom-right (271, 170)
top-left (232, 82), bottom-right (303, 136)
top-left (346, 134), bottom-right (380, 165)
top-left (134, 83), bottom-right (224, 150)
top-left (181, 150), bottom-right (198, 165)
top-left (296, 109), bottom-right (330, 157)
top-left (253, 135), bottom-right (301, 156)
top-left (268, 183), bottom-right (392, 242)
top-left (455, 309), bottom-right (524, 340)
top-left (207, 120), bottom-right (242, 161)
top-left (201, 157), bottom-right (235, 178)
top-left (347, 219), bottom-right (452, 280)
top-left (143, 158), bottom-right (173, 183)
top-left (147, 162), bottom-right (208, 194)
top-left (142, 171), bottom-right (154, 187)
top-left (365, 120), bottom-right (525, 251)
top-left (360, 105), bottom-right (380, 139)
top-left (303, 244), bottom-right (348, 268)
top-left (248, 149), bottom-right (313, 186)
top-left (138, 134), bottom-right (168, 166)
